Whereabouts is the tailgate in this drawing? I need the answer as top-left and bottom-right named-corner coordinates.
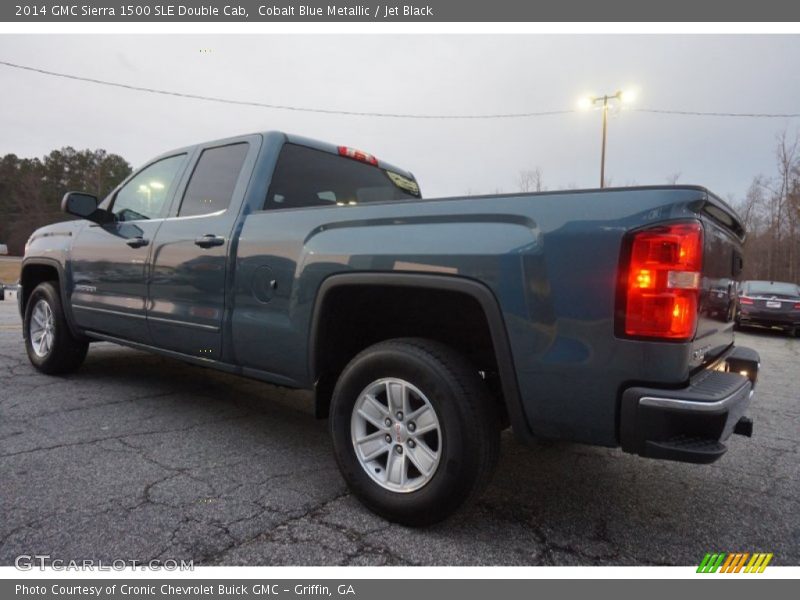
top-left (692, 196), bottom-right (745, 369)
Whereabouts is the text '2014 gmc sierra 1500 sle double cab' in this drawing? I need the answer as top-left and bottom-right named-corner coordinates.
top-left (19, 131), bottom-right (760, 525)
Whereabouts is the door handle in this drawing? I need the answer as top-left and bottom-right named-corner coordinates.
top-left (126, 236), bottom-right (149, 248)
top-left (194, 234), bottom-right (225, 249)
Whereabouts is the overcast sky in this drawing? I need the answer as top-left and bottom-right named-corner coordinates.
top-left (1, 34), bottom-right (799, 200)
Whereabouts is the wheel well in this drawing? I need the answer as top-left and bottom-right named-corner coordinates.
top-left (21, 263), bottom-right (60, 312)
top-left (312, 283), bottom-right (507, 423)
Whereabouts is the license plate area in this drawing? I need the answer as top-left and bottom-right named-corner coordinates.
top-left (766, 300), bottom-right (781, 308)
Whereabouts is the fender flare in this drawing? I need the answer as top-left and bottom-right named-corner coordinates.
top-left (307, 272), bottom-right (533, 442)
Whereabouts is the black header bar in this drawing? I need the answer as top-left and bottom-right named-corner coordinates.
top-left (4, 0), bottom-right (800, 22)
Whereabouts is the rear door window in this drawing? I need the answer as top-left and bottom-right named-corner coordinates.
top-left (178, 143), bottom-right (249, 217)
top-left (264, 144), bottom-right (420, 210)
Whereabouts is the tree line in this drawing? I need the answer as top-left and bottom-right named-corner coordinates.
top-left (0, 147), bottom-right (131, 255)
top-left (2, 136), bottom-right (799, 285)
top-left (736, 130), bottom-right (800, 283)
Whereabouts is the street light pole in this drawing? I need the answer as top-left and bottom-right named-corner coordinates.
top-left (599, 94), bottom-right (610, 188)
top-left (595, 91), bottom-right (621, 188)
top-left (579, 89), bottom-right (635, 189)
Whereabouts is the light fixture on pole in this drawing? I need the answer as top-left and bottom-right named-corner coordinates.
top-left (578, 89), bottom-right (637, 188)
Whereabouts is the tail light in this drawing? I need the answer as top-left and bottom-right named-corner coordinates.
top-left (740, 297), bottom-right (755, 305)
top-left (620, 221), bottom-right (703, 340)
top-left (338, 146), bottom-right (379, 166)
top-left (793, 302), bottom-right (800, 310)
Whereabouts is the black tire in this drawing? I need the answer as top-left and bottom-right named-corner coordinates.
top-left (23, 281), bottom-right (88, 375)
top-left (329, 338), bottom-right (500, 526)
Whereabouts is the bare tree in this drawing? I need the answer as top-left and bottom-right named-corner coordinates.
top-left (516, 168), bottom-right (545, 193)
top-left (666, 172), bottom-right (682, 185)
top-left (732, 129), bottom-right (800, 282)
top-left (738, 180), bottom-right (764, 234)
top-left (776, 129), bottom-right (800, 281)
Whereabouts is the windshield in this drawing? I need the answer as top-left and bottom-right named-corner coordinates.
top-left (743, 281), bottom-right (800, 298)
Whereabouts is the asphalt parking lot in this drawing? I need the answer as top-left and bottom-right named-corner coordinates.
top-left (1, 299), bottom-right (798, 566)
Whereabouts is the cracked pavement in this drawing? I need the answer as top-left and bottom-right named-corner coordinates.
top-left (0, 300), bottom-right (798, 566)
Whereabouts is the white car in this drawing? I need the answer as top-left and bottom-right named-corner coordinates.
top-left (0, 243), bottom-right (8, 255)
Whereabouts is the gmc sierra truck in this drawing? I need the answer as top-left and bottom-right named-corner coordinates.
top-left (19, 131), bottom-right (760, 525)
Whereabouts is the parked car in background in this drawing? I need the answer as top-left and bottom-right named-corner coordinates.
top-left (737, 280), bottom-right (800, 336)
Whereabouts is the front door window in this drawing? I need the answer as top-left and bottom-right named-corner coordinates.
top-left (111, 154), bottom-right (186, 221)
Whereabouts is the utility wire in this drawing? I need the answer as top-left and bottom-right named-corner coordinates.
top-left (2, 59), bottom-right (799, 120)
top-left (0, 59), bottom-right (571, 119)
top-left (635, 108), bottom-right (800, 118)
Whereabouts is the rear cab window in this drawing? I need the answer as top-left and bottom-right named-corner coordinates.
top-left (264, 143), bottom-right (420, 211)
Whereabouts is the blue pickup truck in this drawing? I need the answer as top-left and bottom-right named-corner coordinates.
top-left (19, 131), bottom-right (760, 525)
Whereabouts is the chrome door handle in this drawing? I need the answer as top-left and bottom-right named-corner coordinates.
top-left (126, 236), bottom-right (149, 248)
top-left (194, 234), bottom-right (225, 248)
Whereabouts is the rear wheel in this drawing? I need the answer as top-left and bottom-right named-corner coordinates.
top-left (24, 282), bottom-right (88, 374)
top-left (329, 338), bottom-right (500, 526)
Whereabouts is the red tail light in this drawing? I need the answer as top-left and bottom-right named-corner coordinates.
top-left (621, 221), bottom-right (703, 340)
top-left (740, 297), bottom-right (755, 305)
top-left (793, 302), bottom-right (800, 310)
top-left (337, 145), bottom-right (378, 166)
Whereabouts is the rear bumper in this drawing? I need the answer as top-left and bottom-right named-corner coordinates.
top-left (619, 346), bottom-right (759, 464)
top-left (738, 308), bottom-right (799, 329)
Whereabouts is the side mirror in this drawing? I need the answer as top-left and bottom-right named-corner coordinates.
top-left (61, 192), bottom-right (113, 224)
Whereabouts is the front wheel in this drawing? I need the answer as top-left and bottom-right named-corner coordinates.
top-left (329, 338), bottom-right (500, 526)
top-left (24, 282), bottom-right (88, 374)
